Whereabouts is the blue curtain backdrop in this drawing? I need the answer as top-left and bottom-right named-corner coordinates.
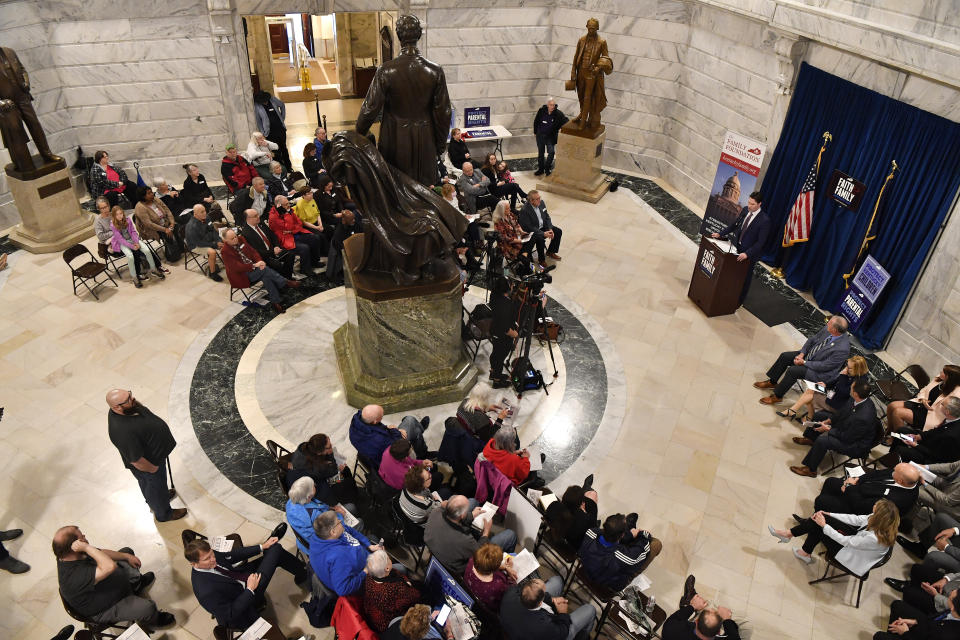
top-left (759, 63), bottom-right (960, 349)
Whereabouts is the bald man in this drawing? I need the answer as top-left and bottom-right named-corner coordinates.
top-left (106, 389), bottom-right (185, 521)
top-left (184, 203), bottom-right (224, 281)
top-left (348, 404), bottom-right (430, 465)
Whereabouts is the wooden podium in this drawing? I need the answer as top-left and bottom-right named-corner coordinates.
top-left (687, 237), bottom-right (750, 317)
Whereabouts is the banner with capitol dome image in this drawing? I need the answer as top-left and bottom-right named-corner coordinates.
top-left (699, 131), bottom-right (767, 237)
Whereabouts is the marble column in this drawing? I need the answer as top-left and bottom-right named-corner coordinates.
top-left (761, 34), bottom-right (808, 177)
top-left (208, 0), bottom-right (255, 148)
top-left (245, 15), bottom-right (274, 93)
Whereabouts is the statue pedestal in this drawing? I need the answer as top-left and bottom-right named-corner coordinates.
top-left (6, 159), bottom-right (93, 253)
top-left (334, 234), bottom-right (478, 414)
top-left (537, 126), bottom-right (610, 203)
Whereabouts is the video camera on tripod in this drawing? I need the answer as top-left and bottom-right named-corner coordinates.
top-left (506, 265), bottom-right (559, 396)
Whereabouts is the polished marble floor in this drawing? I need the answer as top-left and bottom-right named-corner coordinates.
top-left (0, 163), bottom-right (913, 640)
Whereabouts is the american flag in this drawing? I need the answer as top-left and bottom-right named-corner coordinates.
top-left (782, 160), bottom-right (818, 246)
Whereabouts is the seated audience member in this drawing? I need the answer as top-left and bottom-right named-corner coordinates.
top-left (481, 153), bottom-right (525, 211)
top-left (54, 526), bottom-right (174, 629)
top-left (313, 127), bottom-right (326, 158)
top-left (441, 182), bottom-right (462, 213)
top-left (0, 527), bottom-right (28, 573)
top-left (184, 204), bottom-right (224, 282)
top-left (483, 426), bottom-right (544, 488)
top-left (268, 195), bottom-right (324, 277)
top-left (293, 187), bottom-right (327, 238)
top-left (185, 532), bottom-right (307, 640)
top-left (888, 365), bottom-right (960, 433)
top-left (380, 438), bottom-right (443, 492)
top-left (663, 583), bottom-right (740, 640)
top-left (315, 174), bottom-right (351, 234)
top-left (884, 560), bottom-right (960, 617)
top-left (457, 382), bottom-right (510, 442)
top-left (398, 463), bottom-right (447, 525)
top-left (778, 355), bottom-right (869, 422)
top-left (896, 512), bottom-right (960, 573)
top-left (545, 480), bottom-right (599, 550)
top-left (221, 143), bottom-right (258, 192)
top-left (110, 205), bottom-right (162, 288)
top-left (464, 542), bottom-right (517, 611)
top-left (289, 433), bottom-right (359, 509)
top-left (151, 177), bottom-right (183, 215)
top-left (496, 161), bottom-right (523, 193)
top-left (768, 498), bottom-right (898, 568)
top-left (309, 511), bottom-right (379, 596)
top-left (755, 315), bottom-right (851, 405)
top-left (327, 208), bottom-right (359, 284)
top-left (492, 199), bottom-right (526, 262)
top-left (266, 161), bottom-right (297, 202)
top-left (302, 142), bottom-right (326, 187)
top-left (789, 379), bottom-right (878, 478)
top-left (891, 397), bottom-right (960, 464)
top-left (457, 162), bottom-right (492, 215)
top-left (349, 404), bottom-right (430, 465)
top-left (812, 462), bottom-right (920, 516)
top-left (381, 604), bottom-right (435, 640)
top-left (94, 197), bottom-right (142, 279)
top-left (425, 495), bottom-right (517, 575)
top-left (499, 576), bottom-right (597, 640)
top-left (180, 163), bottom-right (226, 222)
top-left (229, 176), bottom-right (270, 222)
top-left (220, 228), bottom-right (297, 313)
top-left (916, 459), bottom-right (960, 521)
top-left (89, 150), bottom-right (139, 205)
top-left (363, 549), bottom-right (422, 633)
top-left (447, 128), bottom-right (471, 170)
top-left (579, 513), bottom-right (661, 591)
top-left (518, 191), bottom-right (562, 266)
top-left (872, 591), bottom-right (960, 640)
top-left (134, 186), bottom-right (180, 258)
top-left (285, 476), bottom-right (357, 554)
top-left (240, 207), bottom-right (294, 279)
top-left (245, 131), bottom-right (278, 179)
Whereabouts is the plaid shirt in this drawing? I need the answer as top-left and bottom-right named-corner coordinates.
top-left (88, 163), bottom-right (129, 198)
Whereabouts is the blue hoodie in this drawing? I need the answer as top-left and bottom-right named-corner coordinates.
top-left (349, 410), bottom-right (402, 465)
top-left (309, 523), bottom-right (371, 596)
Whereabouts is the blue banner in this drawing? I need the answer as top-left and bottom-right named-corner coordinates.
top-left (464, 106), bottom-right (490, 127)
top-left (839, 255), bottom-right (890, 331)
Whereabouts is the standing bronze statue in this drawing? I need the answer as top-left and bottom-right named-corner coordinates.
top-left (355, 14), bottom-right (452, 187)
top-left (564, 18), bottom-right (613, 135)
top-left (0, 47), bottom-right (62, 175)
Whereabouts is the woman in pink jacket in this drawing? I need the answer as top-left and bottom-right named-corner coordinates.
top-left (109, 206), bottom-right (163, 288)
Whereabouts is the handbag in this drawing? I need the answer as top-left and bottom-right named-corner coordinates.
top-left (163, 235), bottom-right (182, 262)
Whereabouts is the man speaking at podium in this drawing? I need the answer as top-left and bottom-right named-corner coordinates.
top-left (710, 191), bottom-right (770, 306)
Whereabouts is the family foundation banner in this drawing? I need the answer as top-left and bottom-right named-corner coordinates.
top-left (699, 131), bottom-right (767, 236)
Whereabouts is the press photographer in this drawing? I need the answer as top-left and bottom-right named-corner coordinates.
top-left (489, 277), bottom-right (520, 389)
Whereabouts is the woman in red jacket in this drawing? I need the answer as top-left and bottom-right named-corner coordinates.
top-left (482, 426), bottom-right (545, 488)
top-left (268, 195), bottom-right (324, 277)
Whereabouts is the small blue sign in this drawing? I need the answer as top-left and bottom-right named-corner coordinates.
top-left (464, 106), bottom-right (490, 127)
top-left (840, 255), bottom-right (890, 331)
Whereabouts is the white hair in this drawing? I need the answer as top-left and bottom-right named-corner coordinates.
top-left (491, 200), bottom-right (511, 224)
top-left (365, 549), bottom-right (392, 577)
top-left (152, 176), bottom-right (166, 188)
top-left (287, 477), bottom-right (316, 504)
top-left (466, 382), bottom-right (494, 412)
top-left (547, 97), bottom-right (555, 103)
top-left (270, 161), bottom-right (282, 172)
top-left (274, 194), bottom-right (287, 205)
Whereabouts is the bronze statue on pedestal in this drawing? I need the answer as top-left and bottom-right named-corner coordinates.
top-left (0, 47), bottom-right (62, 176)
top-left (564, 19), bottom-right (613, 136)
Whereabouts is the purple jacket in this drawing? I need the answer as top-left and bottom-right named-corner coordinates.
top-left (110, 216), bottom-right (141, 253)
top-left (474, 457), bottom-right (513, 516)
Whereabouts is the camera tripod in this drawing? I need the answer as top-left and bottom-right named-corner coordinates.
top-left (509, 280), bottom-right (559, 398)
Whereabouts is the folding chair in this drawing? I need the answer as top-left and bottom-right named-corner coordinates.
top-left (184, 246), bottom-right (207, 272)
top-left (462, 303), bottom-right (492, 362)
top-left (875, 365), bottom-right (929, 402)
top-left (808, 544), bottom-right (893, 608)
top-left (64, 244), bottom-right (117, 300)
top-left (352, 453), bottom-right (375, 488)
top-left (60, 592), bottom-right (131, 640)
top-left (97, 242), bottom-right (127, 277)
top-left (391, 496), bottom-right (427, 574)
top-left (230, 280), bottom-right (266, 304)
top-left (823, 418), bottom-right (885, 476)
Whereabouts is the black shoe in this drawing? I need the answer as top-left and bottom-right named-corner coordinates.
top-left (51, 625), bottom-right (75, 640)
top-left (582, 474), bottom-right (594, 491)
top-left (625, 513), bottom-right (639, 530)
top-left (528, 476), bottom-right (546, 489)
top-left (884, 577), bottom-right (907, 593)
top-left (534, 170), bottom-right (544, 176)
top-left (270, 523), bottom-right (288, 540)
top-left (0, 529), bottom-right (23, 542)
top-left (294, 568), bottom-right (310, 586)
top-left (540, 452), bottom-right (546, 463)
top-left (421, 416), bottom-right (430, 430)
top-left (208, 272), bottom-right (223, 282)
top-left (896, 535), bottom-right (927, 558)
top-left (792, 513), bottom-right (803, 523)
top-left (155, 611), bottom-right (176, 627)
top-left (134, 571), bottom-right (155, 594)
top-left (492, 378), bottom-right (511, 389)
top-left (679, 574), bottom-right (697, 608)
top-left (545, 170), bottom-right (552, 176)
top-left (0, 555), bottom-right (30, 573)
top-left (134, 279), bottom-right (143, 289)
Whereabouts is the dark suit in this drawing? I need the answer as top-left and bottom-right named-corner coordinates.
top-left (518, 200), bottom-right (561, 260)
top-left (499, 585), bottom-right (571, 640)
top-left (873, 599), bottom-right (960, 640)
top-left (241, 222), bottom-right (294, 278)
top-left (717, 206), bottom-right (770, 305)
top-left (801, 399), bottom-right (878, 470)
top-left (662, 604), bottom-right (741, 640)
top-left (765, 326), bottom-right (851, 398)
top-left (814, 468), bottom-right (919, 516)
top-left (191, 543), bottom-right (304, 630)
top-left (893, 419), bottom-right (960, 465)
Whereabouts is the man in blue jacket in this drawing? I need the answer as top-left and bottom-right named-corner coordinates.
top-left (578, 514), bottom-right (661, 592)
top-left (309, 511), bottom-right (379, 596)
top-left (349, 404), bottom-right (430, 466)
top-left (789, 379), bottom-right (879, 477)
top-left (756, 314), bottom-right (851, 405)
top-left (710, 191), bottom-right (770, 306)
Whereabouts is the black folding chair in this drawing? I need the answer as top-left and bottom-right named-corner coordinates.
top-left (64, 244), bottom-right (117, 300)
top-left (59, 592), bottom-right (131, 640)
top-left (808, 544), bottom-right (893, 608)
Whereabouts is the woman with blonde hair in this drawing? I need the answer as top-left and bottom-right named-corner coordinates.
top-left (109, 205), bottom-right (161, 288)
top-left (457, 381), bottom-right (510, 441)
top-left (380, 603), bottom-right (435, 640)
top-left (777, 355), bottom-right (869, 422)
top-left (768, 498), bottom-right (899, 570)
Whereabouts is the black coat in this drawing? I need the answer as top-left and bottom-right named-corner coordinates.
top-left (499, 584), bottom-right (571, 640)
top-left (898, 420), bottom-right (960, 465)
top-left (518, 200), bottom-right (554, 233)
top-left (180, 174), bottom-right (214, 209)
top-left (816, 468), bottom-right (919, 515)
top-left (448, 139), bottom-right (471, 170)
top-left (191, 545), bottom-right (262, 628)
top-left (532, 105), bottom-right (568, 145)
top-left (828, 399), bottom-right (878, 453)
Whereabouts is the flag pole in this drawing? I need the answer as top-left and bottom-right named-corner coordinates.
top-left (842, 159), bottom-right (898, 286)
top-left (771, 131), bottom-right (832, 279)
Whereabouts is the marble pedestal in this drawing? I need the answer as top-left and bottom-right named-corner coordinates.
top-left (333, 234), bottom-right (478, 413)
top-left (6, 159), bottom-right (92, 253)
top-left (537, 127), bottom-right (611, 203)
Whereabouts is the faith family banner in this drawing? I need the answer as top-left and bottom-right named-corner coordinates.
top-left (699, 131), bottom-right (768, 236)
